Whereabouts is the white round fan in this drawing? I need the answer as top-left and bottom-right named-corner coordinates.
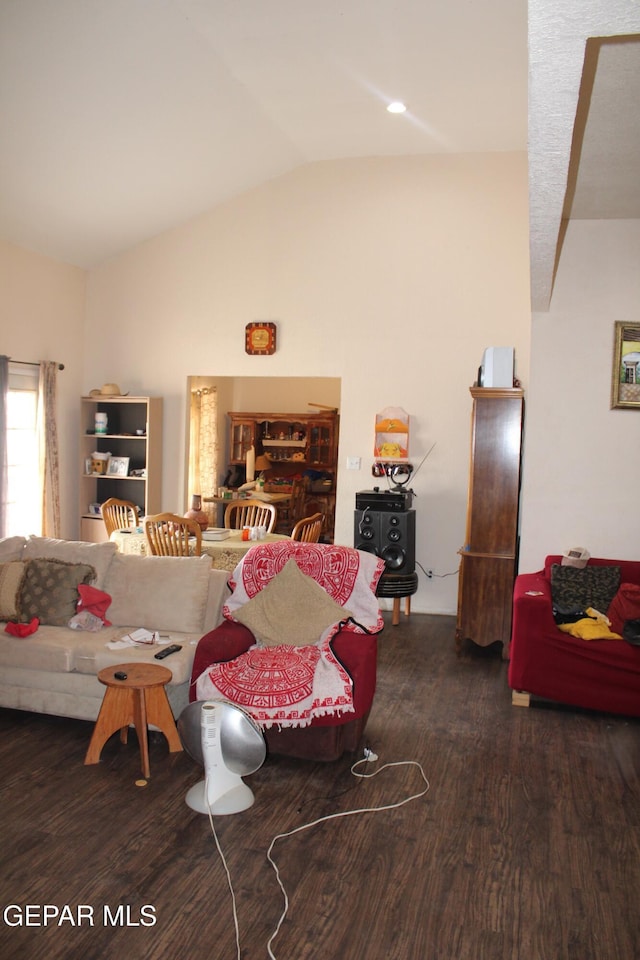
top-left (178, 700), bottom-right (266, 815)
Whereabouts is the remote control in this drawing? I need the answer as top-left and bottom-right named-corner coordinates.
top-left (154, 644), bottom-right (182, 659)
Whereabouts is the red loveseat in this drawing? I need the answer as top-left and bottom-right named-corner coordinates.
top-left (508, 555), bottom-right (640, 716)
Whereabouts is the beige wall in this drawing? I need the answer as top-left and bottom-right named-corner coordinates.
top-left (0, 239), bottom-right (86, 534)
top-left (84, 154), bottom-right (531, 615)
top-left (519, 218), bottom-right (640, 571)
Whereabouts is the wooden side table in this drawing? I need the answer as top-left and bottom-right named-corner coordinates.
top-left (84, 662), bottom-right (182, 778)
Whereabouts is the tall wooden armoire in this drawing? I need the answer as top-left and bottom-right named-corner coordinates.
top-left (455, 386), bottom-right (524, 660)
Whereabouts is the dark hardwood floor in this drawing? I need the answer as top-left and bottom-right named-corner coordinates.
top-left (1, 614), bottom-right (639, 960)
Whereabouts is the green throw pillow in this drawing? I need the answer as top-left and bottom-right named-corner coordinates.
top-left (18, 558), bottom-right (96, 626)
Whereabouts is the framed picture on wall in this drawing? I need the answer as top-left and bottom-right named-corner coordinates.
top-left (106, 456), bottom-right (130, 477)
top-left (611, 322), bottom-right (640, 409)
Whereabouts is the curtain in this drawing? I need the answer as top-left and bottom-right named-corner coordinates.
top-left (189, 387), bottom-right (218, 525)
top-left (38, 361), bottom-right (61, 538)
top-left (0, 355), bottom-right (8, 537)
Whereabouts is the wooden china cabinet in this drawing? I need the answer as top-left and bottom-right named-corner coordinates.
top-left (455, 386), bottom-right (524, 660)
top-left (227, 411), bottom-right (338, 539)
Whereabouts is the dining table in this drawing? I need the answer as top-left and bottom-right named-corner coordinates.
top-left (110, 528), bottom-right (291, 573)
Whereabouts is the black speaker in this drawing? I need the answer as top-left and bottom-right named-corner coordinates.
top-left (354, 508), bottom-right (415, 574)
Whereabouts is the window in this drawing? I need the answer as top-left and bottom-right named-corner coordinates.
top-left (6, 362), bottom-right (40, 537)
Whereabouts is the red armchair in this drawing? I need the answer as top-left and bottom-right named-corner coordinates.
top-left (508, 555), bottom-right (640, 716)
top-left (190, 542), bottom-right (385, 760)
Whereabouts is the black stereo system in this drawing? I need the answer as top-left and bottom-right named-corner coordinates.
top-left (354, 490), bottom-right (415, 574)
top-left (355, 488), bottom-right (413, 512)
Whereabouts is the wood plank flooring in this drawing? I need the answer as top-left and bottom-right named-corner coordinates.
top-left (1, 614), bottom-right (639, 960)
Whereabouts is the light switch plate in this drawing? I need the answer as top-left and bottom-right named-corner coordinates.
top-left (346, 456), bottom-right (361, 470)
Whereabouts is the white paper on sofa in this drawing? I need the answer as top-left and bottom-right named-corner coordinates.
top-left (106, 628), bottom-right (162, 649)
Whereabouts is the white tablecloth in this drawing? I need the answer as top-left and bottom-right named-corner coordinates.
top-left (110, 529), bottom-right (290, 573)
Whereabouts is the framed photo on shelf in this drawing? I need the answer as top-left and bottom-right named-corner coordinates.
top-left (611, 321), bottom-right (640, 409)
top-left (84, 458), bottom-right (92, 475)
top-left (106, 456), bottom-right (130, 477)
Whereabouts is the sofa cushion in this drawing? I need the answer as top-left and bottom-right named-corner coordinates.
top-left (103, 553), bottom-right (211, 633)
top-left (0, 625), bottom-right (77, 672)
top-left (0, 537), bottom-right (27, 562)
top-left (18, 558), bottom-right (96, 626)
top-left (607, 583), bottom-right (640, 635)
top-left (550, 563), bottom-right (621, 617)
top-left (232, 558), bottom-right (352, 647)
top-left (23, 536), bottom-right (117, 588)
top-left (0, 561), bottom-right (27, 620)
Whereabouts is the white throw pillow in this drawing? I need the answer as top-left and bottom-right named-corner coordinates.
top-left (0, 537), bottom-right (27, 562)
top-left (23, 536), bottom-right (117, 588)
top-left (103, 553), bottom-right (211, 633)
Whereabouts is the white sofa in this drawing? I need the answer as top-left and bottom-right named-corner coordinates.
top-left (0, 535), bottom-right (230, 722)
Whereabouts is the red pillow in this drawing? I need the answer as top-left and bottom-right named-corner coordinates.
top-left (77, 583), bottom-right (112, 626)
top-left (607, 583), bottom-right (640, 635)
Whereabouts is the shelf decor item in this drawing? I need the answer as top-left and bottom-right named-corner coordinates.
top-left (374, 406), bottom-right (409, 461)
top-left (185, 494), bottom-right (209, 531)
top-left (90, 452), bottom-right (110, 475)
top-left (95, 412), bottom-right (108, 434)
top-left (106, 456), bottom-right (130, 477)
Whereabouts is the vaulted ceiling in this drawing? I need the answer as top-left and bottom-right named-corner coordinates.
top-left (1, 0), bottom-right (639, 312)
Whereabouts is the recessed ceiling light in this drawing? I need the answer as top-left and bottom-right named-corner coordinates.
top-left (387, 101), bottom-right (407, 114)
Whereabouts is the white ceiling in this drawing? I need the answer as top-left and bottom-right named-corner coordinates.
top-left (1, 0), bottom-right (639, 313)
top-left (0, 0), bottom-right (528, 266)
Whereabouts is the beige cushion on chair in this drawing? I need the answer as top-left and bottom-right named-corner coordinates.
top-left (233, 558), bottom-right (351, 647)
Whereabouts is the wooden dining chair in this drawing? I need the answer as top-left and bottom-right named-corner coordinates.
top-left (223, 499), bottom-right (277, 534)
top-left (274, 476), bottom-right (308, 534)
top-left (144, 513), bottom-right (203, 556)
top-left (291, 513), bottom-right (324, 543)
top-left (101, 498), bottom-right (139, 538)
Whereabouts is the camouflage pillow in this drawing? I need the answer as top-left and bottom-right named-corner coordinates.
top-left (18, 558), bottom-right (96, 626)
top-left (551, 563), bottom-right (620, 618)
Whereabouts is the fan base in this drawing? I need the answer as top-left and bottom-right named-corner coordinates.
top-left (185, 779), bottom-right (255, 816)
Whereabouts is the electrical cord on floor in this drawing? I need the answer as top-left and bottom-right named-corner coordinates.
top-left (203, 753), bottom-right (430, 960)
top-left (206, 784), bottom-right (242, 960)
top-left (265, 754), bottom-right (430, 959)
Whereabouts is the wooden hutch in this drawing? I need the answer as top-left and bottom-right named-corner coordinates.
top-left (227, 410), bottom-right (338, 539)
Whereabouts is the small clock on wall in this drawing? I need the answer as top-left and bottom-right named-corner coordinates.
top-left (245, 322), bottom-right (277, 355)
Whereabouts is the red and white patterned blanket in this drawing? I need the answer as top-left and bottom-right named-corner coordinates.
top-left (195, 543), bottom-right (384, 729)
